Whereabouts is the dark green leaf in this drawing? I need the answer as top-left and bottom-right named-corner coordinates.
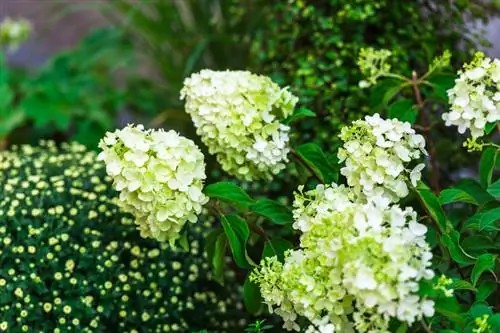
top-left (251, 199), bottom-right (293, 225)
top-left (204, 182), bottom-right (254, 207)
top-left (262, 238), bottom-right (293, 262)
top-left (427, 74), bottom-right (455, 101)
top-left (469, 302), bottom-right (493, 318)
top-left (462, 235), bottom-right (495, 255)
top-left (487, 179), bottom-right (500, 198)
top-left (462, 207), bottom-right (500, 232)
top-left (435, 296), bottom-right (465, 326)
top-left (450, 279), bottom-right (477, 292)
top-left (243, 276), bottom-right (262, 314)
top-left (489, 314), bottom-right (500, 333)
top-left (417, 182), bottom-right (449, 233)
top-left (212, 233), bottom-right (227, 284)
top-left (454, 179), bottom-right (495, 205)
top-left (485, 122), bottom-right (498, 135)
top-left (221, 214), bottom-right (250, 268)
top-left (471, 254), bottom-right (497, 286)
top-left (479, 147), bottom-right (498, 188)
top-left (295, 143), bottom-right (338, 183)
top-left (283, 107), bottom-right (316, 125)
top-left (395, 323), bottom-right (407, 333)
top-left (369, 79), bottom-right (403, 111)
top-left (440, 188), bottom-right (477, 205)
top-left (388, 99), bottom-right (417, 124)
top-left (441, 231), bottom-right (475, 265)
top-left (476, 281), bottom-right (497, 301)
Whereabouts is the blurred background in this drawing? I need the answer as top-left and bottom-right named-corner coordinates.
top-left (0, 0), bottom-right (500, 153)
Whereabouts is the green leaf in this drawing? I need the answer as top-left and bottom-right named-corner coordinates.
top-left (204, 182), bottom-right (254, 208)
top-left (441, 231), bottom-right (475, 265)
top-left (283, 107), bottom-right (316, 125)
top-left (212, 233), bottom-right (227, 285)
top-left (469, 302), bottom-right (493, 318)
top-left (435, 296), bottom-right (465, 326)
top-left (295, 143), bottom-right (338, 183)
top-left (427, 73), bottom-right (455, 101)
top-left (479, 147), bottom-right (498, 188)
top-left (0, 84), bottom-right (14, 110)
top-left (462, 207), bottom-right (500, 232)
top-left (471, 254), bottom-right (497, 286)
top-left (262, 237), bottom-right (293, 262)
top-left (369, 79), bottom-right (403, 110)
top-left (395, 323), bottom-right (408, 333)
top-left (440, 188), bottom-right (477, 205)
top-left (417, 182), bottom-right (449, 233)
top-left (462, 235), bottom-right (496, 255)
top-left (485, 122), bottom-right (498, 135)
top-left (487, 179), bottom-right (500, 198)
top-left (221, 214), bottom-right (251, 268)
top-left (450, 279), bottom-right (477, 292)
top-left (455, 179), bottom-right (495, 205)
top-left (488, 314), bottom-right (500, 333)
top-left (476, 281), bottom-right (497, 301)
top-left (243, 276), bottom-right (262, 315)
top-left (388, 99), bottom-right (417, 124)
top-left (251, 199), bottom-right (293, 225)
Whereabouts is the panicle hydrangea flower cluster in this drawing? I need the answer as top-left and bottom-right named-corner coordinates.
top-left (98, 125), bottom-right (209, 243)
top-left (0, 17), bottom-right (32, 51)
top-left (251, 184), bottom-right (435, 332)
top-left (357, 48), bottom-right (392, 88)
top-left (444, 52), bottom-right (500, 138)
top-left (0, 142), bottom-right (246, 332)
top-left (338, 113), bottom-right (427, 202)
top-left (180, 69), bottom-right (298, 181)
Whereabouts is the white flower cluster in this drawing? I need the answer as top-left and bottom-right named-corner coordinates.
top-left (180, 69), bottom-right (298, 181)
top-left (444, 52), bottom-right (500, 138)
top-left (0, 17), bottom-right (32, 51)
top-left (251, 184), bottom-right (435, 332)
top-left (98, 125), bottom-right (208, 242)
top-left (338, 114), bottom-right (426, 202)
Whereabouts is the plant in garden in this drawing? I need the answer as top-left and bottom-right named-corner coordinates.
top-left (0, 141), bottom-right (246, 332)
top-left (181, 69), bottom-right (298, 181)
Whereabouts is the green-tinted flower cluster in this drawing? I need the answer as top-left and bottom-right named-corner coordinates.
top-left (357, 48), bottom-right (392, 88)
top-left (181, 69), bottom-right (298, 181)
top-left (0, 141), bottom-right (245, 332)
top-left (251, 184), bottom-right (434, 332)
top-left (98, 125), bottom-right (208, 243)
top-left (0, 17), bottom-right (31, 51)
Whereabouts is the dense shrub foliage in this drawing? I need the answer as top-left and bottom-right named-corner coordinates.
top-left (253, 0), bottom-right (499, 147)
top-left (0, 142), bottom-right (245, 332)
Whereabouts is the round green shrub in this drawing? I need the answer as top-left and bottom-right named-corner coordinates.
top-left (253, 0), bottom-right (499, 148)
top-left (0, 141), bottom-right (245, 332)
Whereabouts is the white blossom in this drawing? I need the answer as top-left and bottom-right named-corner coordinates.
top-left (444, 52), bottom-right (500, 138)
top-left (180, 69), bottom-right (298, 181)
top-left (98, 125), bottom-right (208, 242)
top-left (338, 114), bottom-right (427, 202)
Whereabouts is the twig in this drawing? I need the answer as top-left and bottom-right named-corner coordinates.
top-left (412, 71), bottom-right (441, 193)
top-left (420, 320), bottom-right (433, 333)
top-left (290, 148), bottom-right (323, 183)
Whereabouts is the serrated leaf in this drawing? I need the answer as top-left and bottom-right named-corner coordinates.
top-left (295, 143), bottom-right (338, 183)
top-left (388, 99), bottom-right (417, 124)
top-left (243, 276), bottom-right (262, 314)
top-left (471, 254), bottom-right (497, 286)
top-left (204, 182), bottom-right (254, 207)
top-left (251, 198), bottom-right (293, 225)
top-left (262, 237), bottom-right (293, 262)
top-left (283, 107), bottom-right (316, 125)
top-left (479, 147), bottom-right (498, 188)
top-left (476, 281), bottom-right (497, 301)
top-left (221, 214), bottom-right (250, 268)
top-left (487, 179), bottom-right (500, 198)
top-left (462, 207), bottom-right (500, 232)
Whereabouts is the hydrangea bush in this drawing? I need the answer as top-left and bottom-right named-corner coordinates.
top-left (0, 141), bottom-right (246, 332)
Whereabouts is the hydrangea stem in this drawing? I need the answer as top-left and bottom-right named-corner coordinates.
top-left (412, 71), bottom-right (441, 193)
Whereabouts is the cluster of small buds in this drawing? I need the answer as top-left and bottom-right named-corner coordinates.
top-left (473, 315), bottom-right (491, 333)
top-left (444, 52), bottom-right (500, 138)
top-left (338, 113), bottom-right (427, 202)
top-left (251, 184), bottom-right (435, 332)
top-left (181, 69), bottom-right (298, 181)
top-left (357, 48), bottom-right (393, 88)
top-left (0, 17), bottom-right (32, 51)
top-left (98, 125), bottom-right (209, 243)
top-left (433, 275), bottom-right (454, 298)
top-left (0, 141), bottom-right (246, 332)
